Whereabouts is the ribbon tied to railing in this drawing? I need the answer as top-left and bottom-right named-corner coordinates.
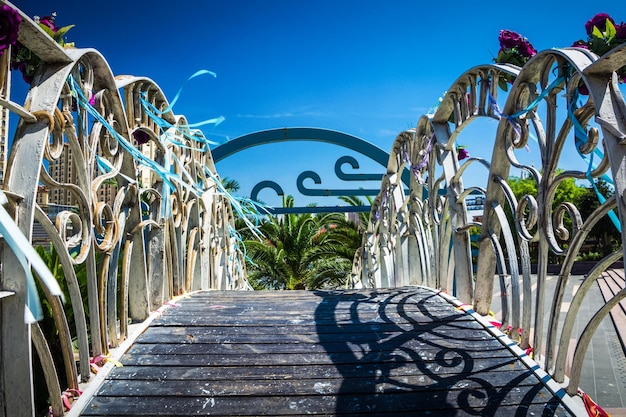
top-left (486, 74), bottom-right (620, 231)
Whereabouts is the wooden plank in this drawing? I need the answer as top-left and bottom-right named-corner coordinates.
top-left (150, 314), bottom-right (474, 326)
top-left (95, 370), bottom-right (547, 397)
top-left (143, 320), bottom-right (481, 335)
top-left (81, 389), bottom-right (570, 416)
top-left (139, 319), bottom-right (492, 336)
top-left (79, 288), bottom-right (577, 416)
top-left (74, 403), bottom-right (576, 417)
top-left (105, 359), bottom-right (530, 381)
top-left (118, 350), bottom-right (521, 367)
top-left (128, 340), bottom-right (510, 355)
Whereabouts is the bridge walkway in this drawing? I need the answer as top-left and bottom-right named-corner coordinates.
top-left (77, 287), bottom-right (578, 416)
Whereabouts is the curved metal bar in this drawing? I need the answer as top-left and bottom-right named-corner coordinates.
top-left (211, 127), bottom-right (411, 186)
top-left (553, 249), bottom-right (623, 383)
top-left (296, 170), bottom-right (381, 196)
top-left (335, 155), bottom-right (382, 181)
top-left (0, 9), bottom-right (249, 415)
top-left (567, 287), bottom-right (626, 395)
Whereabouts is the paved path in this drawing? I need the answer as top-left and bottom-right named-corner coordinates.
top-left (489, 270), bottom-right (626, 414)
top-left (77, 287), bottom-right (579, 416)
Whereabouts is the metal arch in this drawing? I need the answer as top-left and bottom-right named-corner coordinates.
top-left (211, 127), bottom-right (411, 187)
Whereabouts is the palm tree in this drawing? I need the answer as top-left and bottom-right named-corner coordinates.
top-left (242, 195), bottom-right (365, 290)
top-left (220, 177), bottom-right (241, 193)
top-left (338, 195), bottom-right (372, 231)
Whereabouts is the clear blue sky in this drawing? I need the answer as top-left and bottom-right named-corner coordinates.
top-left (9, 0), bottom-right (625, 208)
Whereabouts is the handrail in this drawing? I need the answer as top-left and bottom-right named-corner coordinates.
top-left (0, 2), bottom-right (249, 416)
top-left (352, 43), bottom-right (626, 408)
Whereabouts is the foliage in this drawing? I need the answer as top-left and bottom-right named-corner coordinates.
top-left (221, 177), bottom-right (241, 193)
top-left (571, 13), bottom-right (626, 81)
top-left (495, 30), bottom-right (537, 67)
top-left (337, 194), bottom-right (371, 230)
top-left (573, 178), bottom-right (621, 255)
top-left (240, 195), bottom-right (363, 290)
top-left (576, 251), bottom-right (604, 261)
top-left (34, 243), bottom-right (90, 338)
top-left (505, 175), bottom-right (620, 261)
top-left (32, 243), bottom-right (89, 415)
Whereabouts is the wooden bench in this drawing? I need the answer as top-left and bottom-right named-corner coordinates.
top-left (596, 268), bottom-right (626, 354)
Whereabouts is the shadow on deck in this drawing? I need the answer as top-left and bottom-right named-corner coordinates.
top-left (76, 287), bottom-right (579, 416)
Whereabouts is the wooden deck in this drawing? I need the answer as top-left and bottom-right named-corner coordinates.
top-left (78, 287), bottom-right (579, 416)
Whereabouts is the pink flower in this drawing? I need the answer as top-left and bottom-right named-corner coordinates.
top-left (0, 5), bottom-right (21, 56)
top-left (585, 13), bottom-right (615, 37)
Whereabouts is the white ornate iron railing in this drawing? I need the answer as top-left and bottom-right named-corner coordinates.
top-left (352, 42), bottom-right (626, 407)
top-left (0, 2), bottom-right (249, 416)
top-left (1, 1), bottom-right (626, 415)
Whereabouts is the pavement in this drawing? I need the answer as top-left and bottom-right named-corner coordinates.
top-left (489, 271), bottom-right (626, 412)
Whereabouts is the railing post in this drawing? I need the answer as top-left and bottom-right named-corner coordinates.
top-left (1, 245), bottom-right (34, 417)
top-left (0, 117), bottom-right (53, 417)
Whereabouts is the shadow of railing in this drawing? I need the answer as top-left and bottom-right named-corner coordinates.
top-left (313, 288), bottom-right (568, 415)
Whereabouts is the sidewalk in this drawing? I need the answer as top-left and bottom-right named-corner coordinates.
top-left (489, 272), bottom-right (626, 411)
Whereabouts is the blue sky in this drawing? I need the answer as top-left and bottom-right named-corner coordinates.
top-left (9, 0), bottom-right (625, 209)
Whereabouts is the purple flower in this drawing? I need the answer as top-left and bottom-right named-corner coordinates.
top-left (499, 30), bottom-right (523, 49)
top-left (498, 29), bottom-right (536, 59)
top-left (0, 5), bottom-right (21, 56)
top-left (616, 23), bottom-right (626, 40)
top-left (132, 129), bottom-right (151, 145)
top-left (517, 39), bottom-right (537, 58)
top-left (571, 39), bottom-right (590, 49)
top-left (10, 61), bottom-right (32, 83)
top-left (585, 13), bottom-right (615, 37)
top-left (457, 147), bottom-right (470, 161)
top-left (38, 15), bottom-right (57, 33)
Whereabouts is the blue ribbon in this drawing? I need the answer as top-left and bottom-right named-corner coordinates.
top-left (0, 191), bottom-right (64, 322)
top-left (488, 73), bottom-right (620, 231)
top-left (70, 75), bottom-right (179, 194)
top-left (148, 69), bottom-right (217, 115)
top-left (139, 93), bottom-right (226, 149)
top-left (70, 72), bottom-right (269, 257)
top-left (568, 92), bottom-right (621, 232)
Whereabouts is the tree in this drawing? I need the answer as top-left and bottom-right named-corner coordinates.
top-left (221, 177), bottom-right (240, 193)
top-left (573, 178), bottom-right (621, 256)
top-left (241, 195), bottom-right (364, 290)
top-left (505, 174), bottom-right (618, 262)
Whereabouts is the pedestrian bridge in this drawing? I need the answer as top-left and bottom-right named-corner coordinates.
top-left (0, 2), bottom-right (625, 416)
